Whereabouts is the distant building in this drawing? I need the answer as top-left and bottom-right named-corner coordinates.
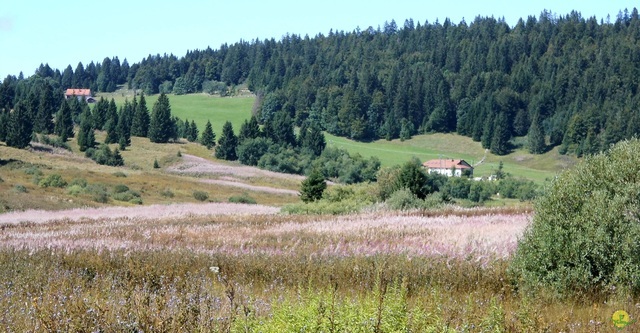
top-left (423, 159), bottom-right (473, 177)
top-left (64, 89), bottom-right (95, 103)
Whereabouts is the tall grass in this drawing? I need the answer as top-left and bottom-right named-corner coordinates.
top-left (0, 208), bottom-right (636, 331)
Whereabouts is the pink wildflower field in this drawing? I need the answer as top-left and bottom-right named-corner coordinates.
top-left (0, 204), bottom-right (529, 264)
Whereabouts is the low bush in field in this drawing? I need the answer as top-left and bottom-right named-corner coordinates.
top-left (228, 193), bottom-right (256, 204)
top-left (283, 183), bottom-right (377, 215)
top-left (85, 184), bottom-right (109, 203)
top-left (13, 184), bottom-right (27, 193)
top-left (193, 190), bottom-right (209, 202)
top-left (38, 174), bottom-right (67, 188)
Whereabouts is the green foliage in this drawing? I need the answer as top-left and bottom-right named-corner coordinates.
top-left (228, 193), bottom-right (257, 204)
top-left (131, 93), bottom-right (150, 137)
top-left (300, 168), bottom-right (327, 203)
top-left (385, 188), bottom-right (423, 210)
top-left (76, 108), bottom-right (95, 152)
top-left (468, 181), bottom-right (494, 203)
top-left (112, 171), bottom-right (127, 178)
top-left (148, 93), bottom-right (174, 143)
top-left (257, 146), bottom-right (310, 175)
top-left (313, 147), bottom-right (380, 184)
top-left (283, 183), bottom-right (377, 215)
top-left (510, 139), bottom-right (640, 298)
top-left (84, 184), bottom-right (109, 203)
top-left (215, 121), bottom-right (238, 160)
top-left (153, 158), bottom-right (160, 169)
top-left (442, 177), bottom-right (472, 199)
top-left (6, 102), bottom-right (33, 149)
top-left (38, 174), bottom-right (67, 188)
top-left (497, 178), bottom-right (539, 201)
top-left (192, 190), bottom-right (209, 202)
top-left (200, 120), bottom-right (216, 149)
top-left (237, 137), bottom-right (271, 166)
top-left (54, 100), bottom-right (74, 142)
top-left (238, 115), bottom-right (261, 141)
top-left (13, 184), bottom-right (27, 193)
top-left (85, 145), bottom-right (124, 166)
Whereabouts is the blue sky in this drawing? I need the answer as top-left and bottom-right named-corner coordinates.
top-left (0, 0), bottom-right (636, 77)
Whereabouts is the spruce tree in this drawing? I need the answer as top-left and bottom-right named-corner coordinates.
top-left (116, 105), bottom-right (131, 149)
top-left (238, 115), bottom-right (261, 141)
top-left (34, 84), bottom-right (55, 134)
top-left (149, 93), bottom-right (173, 143)
top-left (131, 92), bottom-right (149, 137)
top-left (187, 120), bottom-right (198, 142)
top-left (490, 112), bottom-right (511, 155)
top-left (200, 120), bottom-right (216, 149)
top-left (300, 168), bottom-right (327, 203)
top-left (54, 101), bottom-right (74, 141)
top-left (6, 102), bottom-right (33, 149)
top-left (215, 121), bottom-right (238, 160)
top-left (0, 109), bottom-right (8, 142)
top-left (527, 112), bottom-right (546, 154)
top-left (77, 108), bottom-right (95, 152)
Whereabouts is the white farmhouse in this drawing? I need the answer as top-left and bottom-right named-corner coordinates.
top-left (422, 159), bottom-right (473, 177)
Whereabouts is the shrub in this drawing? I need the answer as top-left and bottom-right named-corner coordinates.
top-left (160, 188), bottom-right (174, 198)
top-left (300, 168), bottom-right (326, 203)
top-left (113, 184), bottom-right (130, 194)
top-left (510, 139), bottom-right (640, 298)
top-left (237, 137), bottom-right (271, 166)
top-left (228, 193), bottom-right (257, 204)
top-left (112, 171), bottom-right (127, 178)
top-left (13, 184), bottom-right (27, 193)
top-left (66, 185), bottom-right (84, 196)
top-left (69, 178), bottom-right (88, 188)
top-left (153, 159), bottom-right (160, 169)
top-left (193, 190), bottom-right (209, 202)
top-left (24, 166), bottom-right (42, 176)
top-left (385, 188), bottom-right (423, 211)
top-left (85, 184), bottom-right (109, 203)
top-left (39, 174), bottom-right (67, 188)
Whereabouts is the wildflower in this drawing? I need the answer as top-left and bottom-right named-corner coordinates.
top-left (209, 266), bottom-right (220, 274)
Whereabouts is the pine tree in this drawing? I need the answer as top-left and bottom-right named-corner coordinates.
top-left (238, 115), bottom-right (261, 141)
top-left (490, 112), bottom-right (511, 155)
top-left (116, 105), bottom-right (131, 149)
top-left (131, 92), bottom-right (149, 137)
top-left (0, 109), bottom-right (8, 142)
top-left (300, 168), bottom-right (327, 203)
top-left (187, 120), bottom-right (198, 142)
top-left (200, 120), bottom-right (216, 149)
top-left (299, 121), bottom-right (326, 156)
top-left (77, 108), bottom-right (95, 152)
top-left (6, 102), bottom-right (33, 149)
top-left (34, 84), bottom-right (55, 134)
top-left (215, 121), bottom-right (238, 160)
top-left (149, 93), bottom-right (174, 143)
top-left (54, 101), bottom-right (74, 141)
top-left (527, 112), bottom-right (546, 154)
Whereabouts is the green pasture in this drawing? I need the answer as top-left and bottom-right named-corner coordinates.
top-left (98, 92), bottom-right (254, 137)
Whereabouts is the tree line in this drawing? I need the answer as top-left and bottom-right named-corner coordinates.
top-left (2, 9), bottom-right (640, 156)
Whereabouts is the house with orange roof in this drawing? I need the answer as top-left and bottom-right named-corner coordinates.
top-left (422, 159), bottom-right (473, 177)
top-left (64, 89), bottom-right (95, 103)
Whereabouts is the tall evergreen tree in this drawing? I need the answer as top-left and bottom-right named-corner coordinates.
top-left (6, 102), bottom-right (33, 149)
top-left (34, 84), bottom-right (56, 134)
top-left (187, 120), bottom-right (199, 142)
top-left (77, 107), bottom-right (95, 152)
top-left (215, 121), bottom-right (238, 160)
top-left (131, 92), bottom-right (150, 137)
top-left (149, 93), bottom-right (174, 143)
top-left (200, 120), bottom-right (216, 149)
top-left (527, 112), bottom-right (546, 154)
top-left (299, 120), bottom-right (326, 156)
top-left (116, 105), bottom-right (132, 149)
top-left (238, 115), bottom-right (261, 141)
top-left (490, 112), bottom-right (511, 155)
top-left (0, 109), bottom-right (8, 142)
top-left (300, 168), bottom-right (327, 202)
top-left (54, 101), bottom-right (74, 141)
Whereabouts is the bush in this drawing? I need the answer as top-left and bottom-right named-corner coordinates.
top-left (510, 139), bottom-right (640, 298)
top-left (228, 193), bottom-right (257, 204)
top-left (24, 166), bottom-right (42, 176)
top-left (112, 171), bottom-right (127, 178)
top-left (385, 188), bottom-right (423, 211)
top-left (13, 184), bottom-right (27, 193)
top-left (39, 174), bottom-right (67, 188)
top-left (160, 188), bottom-right (174, 198)
top-left (237, 137), bottom-right (271, 166)
top-left (193, 190), bottom-right (209, 202)
top-left (69, 178), bottom-right (88, 188)
top-left (113, 184), bottom-right (130, 194)
top-left (300, 168), bottom-right (326, 203)
top-left (85, 184), bottom-right (109, 203)
top-left (66, 185), bottom-right (84, 196)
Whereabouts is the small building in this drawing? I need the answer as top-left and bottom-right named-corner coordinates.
top-left (64, 89), bottom-right (95, 103)
top-left (423, 159), bottom-right (473, 177)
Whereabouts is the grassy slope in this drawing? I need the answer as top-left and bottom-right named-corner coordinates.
top-left (99, 92), bottom-right (577, 183)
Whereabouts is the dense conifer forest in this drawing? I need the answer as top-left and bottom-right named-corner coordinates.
top-left (2, 8), bottom-right (640, 156)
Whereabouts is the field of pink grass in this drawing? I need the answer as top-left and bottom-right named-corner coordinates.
top-left (0, 205), bottom-right (529, 264)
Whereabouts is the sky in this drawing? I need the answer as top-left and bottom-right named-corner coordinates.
top-left (0, 0), bottom-right (636, 78)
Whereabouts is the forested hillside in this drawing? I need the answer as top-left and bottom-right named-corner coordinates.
top-left (2, 9), bottom-right (640, 156)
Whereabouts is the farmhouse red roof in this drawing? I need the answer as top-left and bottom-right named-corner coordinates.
top-left (65, 88), bottom-right (91, 96)
top-left (422, 159), bottom-right (472, 169)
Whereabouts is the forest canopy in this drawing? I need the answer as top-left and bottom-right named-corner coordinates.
top-left (2, 8), bottom-right (640, 156)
